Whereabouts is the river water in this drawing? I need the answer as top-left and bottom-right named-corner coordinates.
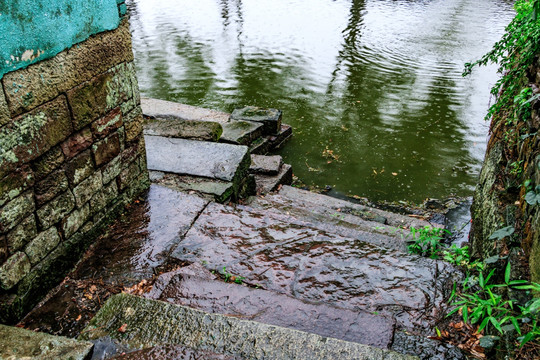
top-left (127, 0), bottom-right (514, 203)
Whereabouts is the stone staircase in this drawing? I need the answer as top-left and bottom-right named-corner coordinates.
top-left (141, 97), bottom-right (294, 202)
top-left (8, 101), bottom-right (466, 359)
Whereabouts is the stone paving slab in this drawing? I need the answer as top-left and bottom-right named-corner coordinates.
top-left (141, 97), bottom-right (229, 123)
top-left (81, 293), bottom-right (417, 360)
top-left (144, 272), bottom-right (396, 349)
top-left (171, 201), bottom-right (458, 332)
top-left (145, 135), bottom-right (250, 182)
top-left (0, 324), bottom-right (93, 360)
top-left (231, 106), bottom-right (282, 134)
top-left (110, 344), bottom-right (239, 359)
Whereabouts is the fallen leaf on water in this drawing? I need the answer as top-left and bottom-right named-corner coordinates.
top-left (76, 314), bottom-right (82, 321)
top-left (392, 172), bottom-right (398, 176)
top-left (118, 324), bottom-right (128, 333)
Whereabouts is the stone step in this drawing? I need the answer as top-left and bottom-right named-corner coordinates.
top-left (231, 106), bottom-right (282, 135)
top-left (250, 154), bottom-right (283, 175)
top-left (220, 120), bottom-right (264, 145)
top-left (248, 186), bottom-right (441, 243)
top-left (143, 267), bottom-right (396, 349)
top-left (149, 171), bottom-right (235, 203)
top-left (0, 324), bottom-right (93, 359)
top-left (254, 163), bottom-right (293, 195)
top-left (143, 117), bottom-right (223, 142)
top-left (80, 293), bottom-right (416, 360)
top-left (170, 201), bottom-right (458, 333)
top-left (141, 97), bottom-right (229, 123)
top-left (145, 135), bottom-right (250, 184)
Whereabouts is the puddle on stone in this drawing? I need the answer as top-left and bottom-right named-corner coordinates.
top-left (19, 185), bottom-right (207, 338)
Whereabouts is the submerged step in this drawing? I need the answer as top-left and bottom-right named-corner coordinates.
top-left (144, 270), bottom-right (396, 349)
top-left (81, 293), bottom-right (416, 360)
top-left (254, 163), bottom-right (293, 194)
top-left (0, 324), bottom-right (93, 359)
top-left (145, 135), bottom-right (250, 182)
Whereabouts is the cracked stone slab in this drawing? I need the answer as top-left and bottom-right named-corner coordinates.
top-left (145, 135), bottom-right (250, 182)
top-left (141, 97), bottom-right (229, 123)
top-left (81, 293), bottom-right (417, 360)
top-left (171, 202), bottom-right (459, 332)
top-left (144, 272), bottom-right (396, 349)
top-left (0, 324), bottom-right (93, 359)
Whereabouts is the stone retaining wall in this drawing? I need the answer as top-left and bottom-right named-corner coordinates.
top-left (470, 56), bottom-right (540, 283)
top-left (0, 4), bottom-right (149, 322)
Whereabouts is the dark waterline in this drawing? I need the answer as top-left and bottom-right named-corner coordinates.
top-left (127, 0), bottom-right (515, 203)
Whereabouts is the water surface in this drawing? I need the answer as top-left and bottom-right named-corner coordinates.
top-left (127, 0), bottom-right (514, 203)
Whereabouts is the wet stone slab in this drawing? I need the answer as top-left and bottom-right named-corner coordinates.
top-left (73, 184), bottom-right (208, 284)
top-left (144, 272), bottom-right (396, 349)
top-left (171, 202), bottom-right (458, 332)
top-left (250, 154), bottom-right (283, 175)
top-left (110, 344), bottom-right (239, 360)
top-left (0, 324), bottom-right (93, 360)
top-left (221, 120), bottom-right (264, 145)
top-left (81, 293), bottom-right (416, 360)
top-left (145, 135), bottom-right (250, 182)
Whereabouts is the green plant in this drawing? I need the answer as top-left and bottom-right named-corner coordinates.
top-left (509, 160), bottom-right (524, 176)
top-left (406, 226), bottom-right (449, 258)
top-left (525, 184), bottom-right (540, 205)
top-left (221, 266), bottom-right (245, 284)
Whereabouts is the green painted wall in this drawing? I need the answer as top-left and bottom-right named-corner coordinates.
top-left (0, 0), bottom-right (120, 79)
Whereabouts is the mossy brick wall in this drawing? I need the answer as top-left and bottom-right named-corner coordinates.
top-left (470, 56), bottom-right (540, 283)
top-left (0, 2), bottom-right (148, 323)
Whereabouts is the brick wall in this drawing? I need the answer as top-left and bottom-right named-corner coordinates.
top-left (0, 14), bottom-right (149, 322)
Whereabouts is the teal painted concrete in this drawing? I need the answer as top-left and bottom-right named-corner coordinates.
top-left (0, 0), bottom-right (120, 79)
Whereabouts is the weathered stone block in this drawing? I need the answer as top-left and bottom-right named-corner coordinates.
top-left (36, 191), bottom-right (76, 230)
top-left (32, 146), bottom-right (65, 180)
top-left (0, 192), bottom-right (35, 233)
top-left (25, 227), bottom-right (61, 265)
top-left (90, 181), bottom-right (118, 214)
top-left (125, 108), bottom-right (144, 142)
top-left (0, 96), bottom-right (72, 179)
top-left (62, 203), bottom-right (91, 239)
top-left (60, 127), bottom-right (93, 159)
top-left (73, 172), bottom-right (103, 207)
top-left (0, 252), bottom-right (31, 290)
top-left (230, 106), bottom-right (282, 135)
top-left (120, 97), bottom-right (137, 116)
top-left (0, 165), bottom-right (34, 207)
top-left (117, 159), bottom-right (141, 191)
top-left (92, 108), bottom-right (123, 139)
top-left (67, 64), bottom-right (132, 130)
top-left (92, 133), bottom-right (121, 167)
top-left (128, 62), bottom-right (141, 106)
top-left (65, 150), bottom-right (94, 186)
top-left (101, 155), bottom-right (122, 184)
top-left (0, 87), bottom-right (9, 127)
top-left (35, 170), bottom-right (69, 206)
top-left (7, 216), bottom-right (37, 253)
top-left (3, 19), bottom-right (134, 116)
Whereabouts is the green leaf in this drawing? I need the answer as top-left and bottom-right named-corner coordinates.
top-left (505, 262), bottom-right (511, 284)
top-left (484, 255), bottom-right (500, 264)
top-left (489, 226), bottom-right (515, 240)
top-left (479, 335), bottom-right (500, 349)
